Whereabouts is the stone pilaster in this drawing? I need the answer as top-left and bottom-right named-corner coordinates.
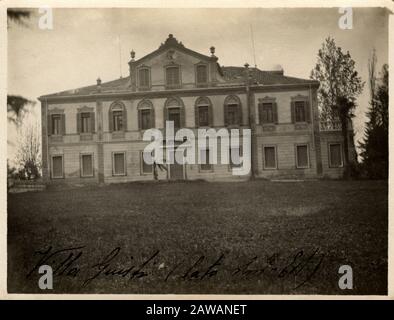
top-left (40, 100), bottom-right (49, 181)
top-left (96, 100), bottom-right (105, 183)
top-left (311, 87), bottom-right (323, 175)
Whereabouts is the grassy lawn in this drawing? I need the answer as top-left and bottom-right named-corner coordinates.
top-left (8, 180), bottom-right (387, 295)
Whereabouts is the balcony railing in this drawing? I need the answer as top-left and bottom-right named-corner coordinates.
top-left (319, 120), bottom-right (353, 131)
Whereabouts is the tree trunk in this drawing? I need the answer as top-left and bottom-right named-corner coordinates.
top-left (340, 115), bottom-right (350, 179)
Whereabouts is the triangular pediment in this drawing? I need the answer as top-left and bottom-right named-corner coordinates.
top-left (134, 34), bottom-right (215, 66)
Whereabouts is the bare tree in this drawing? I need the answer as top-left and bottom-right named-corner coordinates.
top-left (15, 122), bottom-right (42, 180)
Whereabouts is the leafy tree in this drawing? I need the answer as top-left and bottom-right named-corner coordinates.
top-left (7, 9), bottom-right (33, 123)
top-left (311, 37), bottom-right (364, 177)
top-left (359, 60), bottom-right (388, 179)
top-left (15, 122), bottom-right (41, 180)
top-left (7, 95), bottom-right (34, 125)
top-left (7, 9), bottom-right (31, 27)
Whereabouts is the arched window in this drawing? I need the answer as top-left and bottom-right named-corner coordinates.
top-left (164, 97), bottom-right (185, 129)
top-left (195, 97), bottom-right (213, 127)
top-left (109, 101), bottom-right (127, 132)
top-left (137, 100), bottom-right (155, 130)
top-left (224, 95), bottom-right (242, 126)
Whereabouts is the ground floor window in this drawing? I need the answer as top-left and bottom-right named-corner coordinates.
top-left (229, 147), bottom-right (242, 169)
top-left (296, 144), bottom-right (309, 168)
top-left (141, 151), bottom-right (153, 174)
top-left (81, 154), bottom-right (94, 177)
top-left (329, 143), bottom-right (343, 168)
top-left (51, 155), bottom-right (64, 178)
top-left (263, 146), bottom-right (277, 169)
top-left (200, 149), bottom-right (213, 171)
top-left (112, 152), bottom-right (126, 176)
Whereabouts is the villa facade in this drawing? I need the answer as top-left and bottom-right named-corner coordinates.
top-left (39, 34), bottom-right (355, 183)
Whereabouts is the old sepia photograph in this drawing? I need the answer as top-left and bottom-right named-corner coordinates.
top-left (5, 5), bottom-right (390, 296)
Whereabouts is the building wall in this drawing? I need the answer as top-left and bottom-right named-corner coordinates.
top-left (43, 86), bottom-right (349, 183)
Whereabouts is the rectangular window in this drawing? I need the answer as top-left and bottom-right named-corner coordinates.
top-left (229, 147), bottom-right (242, 169)
top-left (295, 101), bottom-right (306, 122)
top-left (81, 112), bottom-right (91, 133)
top-left (51, 155), bottom-right (63, 178)
top-left (81, 154), bottom-right (93, 177)
top-left (263, 146), bottom-right (277, 169)
top-left (52, 114), bottom-right (61, 135)
top-left (140, 109), bottom-right (151, 130)
top-left (113, 152), bottom-right (126, 176)
top-left (260, 103), bottom-right (274, 124)
top-left (141, 151), bottom-right (153, 174)
top-left (168, 108), bottom-right (181, 128)
top-left (227, 104), bottom-right (239, 125)
top-left (166, 66), bottom-right (180, 87)
top-left (296, 145), bottom-right (309, 168)
top-left (200, 149), bottom-right (213, 171)
top-left (113, 111), bottom-right (123, 131)
top-left (139, 68), bottom-right (150, 88)
top-left (198, 106), bottom-right (209, 126)
top-left (329, 143), bottom-right (343, 168)
top-left (196, 65), bottom-right (208, 84)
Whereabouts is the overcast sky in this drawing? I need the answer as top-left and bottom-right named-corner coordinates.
top-left (7, 7), bottom-right (389, 161)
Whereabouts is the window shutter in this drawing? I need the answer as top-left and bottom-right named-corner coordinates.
top-left (163, 107), bottom-right (168, 128)
top-left (122, 107), bottom-right (127, 131)
top-left (195, 105), bottom-right (199, 127)
top-left (180, 107), bottom-right (185, 128)
top-left (138, 109), bottom-right (142, 130)
top-left (109, 109), bottom-right (113, 132)
top-left (61, 114), bottom-right (66, 135)
top-left (208, 104), bottom-right (213, 127)
top-left (91, 112), bottom-right (95, 132)
top-left (258, 103), bottom-right (264, 124)
top-left (224, 104), bottom-right (228, 126)
top-left (150, 108), bottom-right (155, 128)
top-left (238, 104), bottom-right (243, 125)
top-left (273, 102), bottom-right (278, 124)
top-left (76, 113), bottom-right (81, 133)
top-left (47, 115), bottom-right (52, 136)
top-left (290, 101), bottom-right (295, 123)
top-left (305, 100), bottom-right (311, 123)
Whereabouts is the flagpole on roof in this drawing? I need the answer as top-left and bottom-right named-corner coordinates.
top-left (250, 24), bottom-right (257, 69)
top-left (118, 34), bottom-right (122, 78)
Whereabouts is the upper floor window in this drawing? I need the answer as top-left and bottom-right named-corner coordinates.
top-left (138, 68), bottom-right (150, 89)
top-left (291, 98), bottom-right (310, 123)
top-left (138, 100), bottom-right (154, 130)
top-left (259, 101), bottom-right (278, 124)
top-left (52, 114), bottom-right (62, 135)
top-left (295, 101), bottom-right (306, 122)
top-left (198, 106), bottom-right (209, 126)
top-left (195, 97), bottom-right (212, 127)
top-left (164, 97), bottom-right (185, 129)
top-left (196, 64), bottom-right (208, 85)
top-left (166, 66), bottom-right (180, 88)
top-left (224, 96), bottom-right (242, 126)
top-left (109, 102), bottom-right (127, 132)
top-left (81, 113), bottom-right (91, 133)
top-left (168, 108), bottom-right (181, 128)
top-left (113, 111), bottom-right (123, 131)
top-left (48, 112), bottom-right (65, 136)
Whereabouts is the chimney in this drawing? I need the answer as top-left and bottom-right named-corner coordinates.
top-left (128, 50), bottom-right (137, 91)
top-left (97, 77), bottom-right (102, 92)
